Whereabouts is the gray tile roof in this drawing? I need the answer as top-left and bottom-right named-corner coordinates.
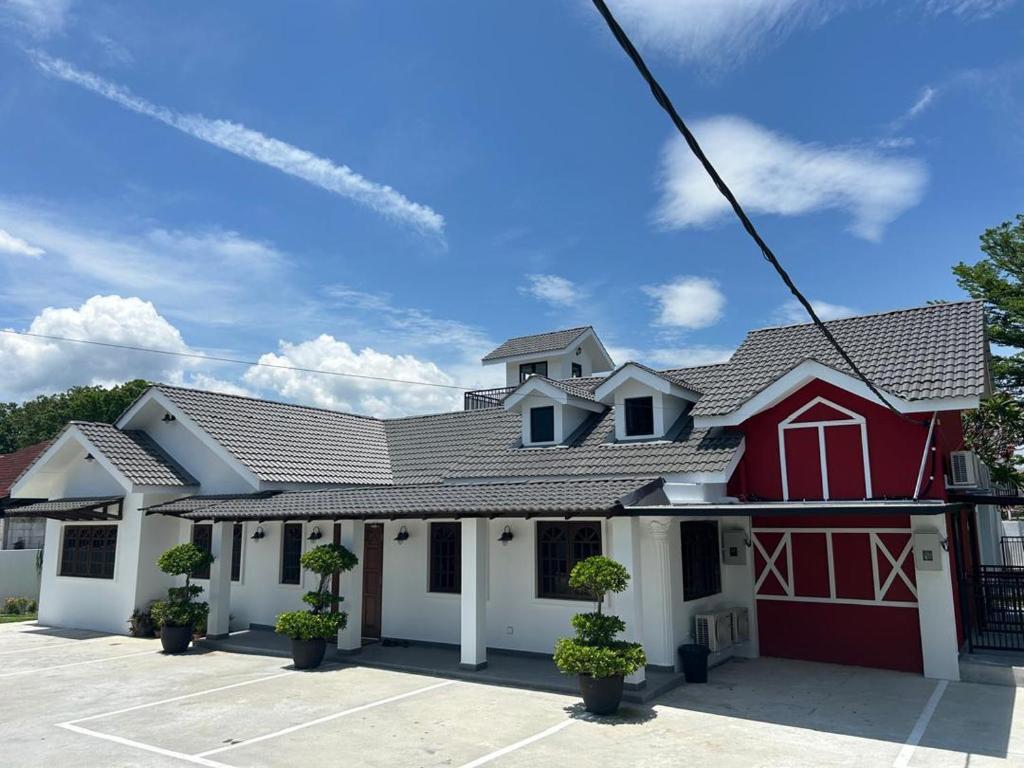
top-left (519, 375), bottom-right (600, 401)
top-left (72, 422), bottom-right (197, 486)
top-left (155, 385), bottom-right (392, 485)
top-left (143, 491), bottom-right (281, 516)
top-left (13, 496), bottom-right (122, 518)
top-left (598, 361), bottom-right (703, 393)
top-left (675, 300), bottom-right (988, 417)
top-left (168, 477), bottom-right (664, 521)
top-left (482, 327), bottom-right (591, 362)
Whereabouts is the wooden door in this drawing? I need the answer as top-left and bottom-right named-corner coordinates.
top-left (361, 524), bottom-right (384, 640)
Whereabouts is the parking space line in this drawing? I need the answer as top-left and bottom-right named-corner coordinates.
top-left (194, 679), bottom-right (457, 758)
top-left (0, 636), bottom-right (115, 655)
top-left (892, 679), bottom-right (948, 768)
top-left (64, 671), bottom-right (294, 724)
top-left (458, 719), bottom-right (575, 768)
top-left (0, 649), bottom-right (158, 678)
top-left (59, 723), bottom-right (233, 768)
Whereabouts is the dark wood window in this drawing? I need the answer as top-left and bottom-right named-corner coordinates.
top-left (571, 362), bottom-right (583, 378)
top-left (530, 406), bottom-right (555, 443)
top-left (191, 524), bottom-right (212, 579)
top-left (681, 521), bottom-right (722, 601)
top-left (281, 523), bottom-right (304, 585)
top-left (60, 525), bottom-right (117, 579)
top-left (231, 523), bottom-right (243, 582)
top-left (536, 521), bottom-right (602, 600)
top-left (429, 522), bottom-right (461, 594)
top-left (519, 361), bottom-right (548, 383)
top-left (624, 396), bottom-right (655, 437)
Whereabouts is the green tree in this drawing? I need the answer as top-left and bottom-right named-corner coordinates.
top-left (954, 214), bottom-right (1024, 393)
top-left (0, 380), bottom-right (150, 453)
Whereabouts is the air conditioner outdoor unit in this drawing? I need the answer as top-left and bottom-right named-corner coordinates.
top-left (695, 610), bottom-right (734, 653)
top-left (730, 607), bottom-right (750, 644)
top-left (949, 450), bottom-right (979, 487)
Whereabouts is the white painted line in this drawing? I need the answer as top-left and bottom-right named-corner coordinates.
top-left (58, 723), bottom-right (232, 768)
top-left (893, 679), bottom-right (948, 767)
top-left (195, 679), bottom-right (457, 757)
top-left (0, 636), bottom-right (116, 655)
top-left (64, 671), bottom-right (294, 725)
top-left (0, 649), bottom-right (158, 678)
top-left (458, 719), bottom-right (575, 768)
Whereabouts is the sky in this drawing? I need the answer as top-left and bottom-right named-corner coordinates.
top-left (0, 0), bottom-right (1022, 417)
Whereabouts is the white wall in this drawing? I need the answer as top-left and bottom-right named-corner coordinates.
top-left (0, 549), bottom-right (41, 602)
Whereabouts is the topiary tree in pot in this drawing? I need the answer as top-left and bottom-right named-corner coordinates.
top-left (553, 555), bottom-right (646, 715)
top-left (151, 543), bottom-right (213, 654)
top-left (275, 542), bottom-right (358, 669)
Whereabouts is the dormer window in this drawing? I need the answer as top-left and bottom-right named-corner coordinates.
top-left (520, 361), bottom-right (548, 383)
top-left (571, 362), bottom-right (583, 378)
top-left (530, 406), bottom-right (555, 443)
top-left (624, 396), bottom-right (655, 437)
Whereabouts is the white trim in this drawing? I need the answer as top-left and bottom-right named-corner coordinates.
top-left (913, 413), bottom-right (937, 500)
top-left (753, 532), bottom-right (793, 596)
top-left (826, 532), bottom-right (836, 599)
top-left (692, 359), bottom-right (980, 428)
top-left (593, 363), bottom-right (699, 404)
top-left (754, 595), bottom-right (918, 608)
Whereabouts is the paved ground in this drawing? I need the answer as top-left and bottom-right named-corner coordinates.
top-left (1, 622), bottom-right (1023, 767)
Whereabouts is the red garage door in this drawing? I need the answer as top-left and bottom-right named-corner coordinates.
top-left (753, 518), bottom-right (922, 673)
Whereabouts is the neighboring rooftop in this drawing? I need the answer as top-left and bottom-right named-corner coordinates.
top-left (481, 326), bottom-right (591, 362)
top-left (0, 440), bottom-right (51, 498)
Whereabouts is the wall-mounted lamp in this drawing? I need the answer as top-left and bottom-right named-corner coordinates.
top-left (161, 413), bottom-right (176, 423)
top-left (394, 525), bottom-right (410, 544)
top-left (940, 536), bottom-right (950, 552)
top-left (250, 525), bottom-right (265, 541)
top-left (83, 453), bottom-right (95, 463)
top-left (498, 525), bottom-right (514, 545)
top-left (307, 526), bottom-right (322, 541)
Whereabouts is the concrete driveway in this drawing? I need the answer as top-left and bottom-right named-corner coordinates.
top-left (1, 621), bottom-right (1021, 767)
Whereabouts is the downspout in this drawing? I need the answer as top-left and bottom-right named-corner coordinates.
top-left (913, 412), bottom-right (938, 500)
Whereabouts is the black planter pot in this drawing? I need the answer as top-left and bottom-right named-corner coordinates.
top-left (160, 624), bottom-right (194, 654)
top-left (578, 674), bottom-right (624, 715)
top-left (291, 637), bottom-right (327, 669)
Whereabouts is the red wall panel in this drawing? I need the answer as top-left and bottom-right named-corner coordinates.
top-left (823, 424), bottom-right (866, 499)
top-left (783, 428), bottom-right (823, 500)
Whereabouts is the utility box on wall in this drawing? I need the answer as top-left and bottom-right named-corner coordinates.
top-left (721, 528), bottom-right (748, 566)
top-left (913, 531), bottom-right (944, 571)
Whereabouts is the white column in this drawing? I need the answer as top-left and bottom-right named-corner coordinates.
top-left (337, 520), bottom-right (365, 653)
top-left (645, 518), bottom-right (676, 668)
top-left (609, 516), bottom-right (645, 686)
top-left (912, 515), bottom-right (961, 681)
top-left (460, 517), bottom-right (488, 670)
top-left (206, 521), bottom-right (233, 639)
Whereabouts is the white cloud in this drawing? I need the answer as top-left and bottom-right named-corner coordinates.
top-left (1, 0), bottom-right (72, 37)
top-left (646, 345), bottom-right (735, 367)
top-left (0, 228), bottom-right (44, 257)
top-left (923, 0), bottom-right (1016, 17)
top-left (644, 276), bottom-right (725, 329)
top-left (777, 298), bottom-right (858, 324)
top-left (520, 274), bottom-right (584, 307)
top-left (0, 295), bottom-right (193, 401)
top-left (656, 116), bottom-right (927, 241)
top-left (31, 53), bottom-right (445, 236)
top-left (242, 335), bottom-right (463, 418)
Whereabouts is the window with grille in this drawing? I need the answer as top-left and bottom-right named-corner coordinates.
top-left (624, 396), bottom-right (655, 437)
top-left (536, 521), bottom-right (602, 599)
top-left (60, 525), bottom-right (117, 579)
top-left (231, 523), bottom-right (243, 582)
top-left (530, 406), bottom-right (555, 443)
top-left (280, 523), bottom-right (303, 585)
top-left (519, 361), bottom-right (548, 382)
top-left (681, 521), bottom-right (721, 601)
top-left (429, 522), bottom-right (461, 593)
top-left (191, 523), bottom-right (212, 579)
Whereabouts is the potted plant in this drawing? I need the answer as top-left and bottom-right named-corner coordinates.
top-left (275, 542), bottom-right (358, 669)
top-left (150, 543), bottom-right (213, 654)
top-left (553, 555), bottom-right (646, 715)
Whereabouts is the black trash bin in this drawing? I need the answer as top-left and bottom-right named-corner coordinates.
top-left (679, 644), bottom-right (710, 683)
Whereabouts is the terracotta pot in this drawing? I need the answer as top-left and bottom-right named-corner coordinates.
top-left (160, 624), bottom-right (193, 654)
top-left (578, 674), bottom-right (624, 715)
top-left (291, 637), bottom-right (327, 669)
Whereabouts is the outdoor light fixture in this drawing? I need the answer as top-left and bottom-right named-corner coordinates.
top-left (250, 525), bottom-right (265, 541)
top-left (83, 453), bottom-right (95, 462)
top-left (161, 413), bottom-right (176, 422)
top-left (498, 525), bottom-right (514, 545)
top-left (394, 525), bottom-right (410, 544)
top-left (307, 526), bottom-right (322, 541)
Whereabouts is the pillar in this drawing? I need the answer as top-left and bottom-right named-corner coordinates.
top-left (609, 516), bottom-right (645, 686)
top-left (206, 521), bottom-right (233, 639)
top-left (336, 520), bottom-right (365, 654)
top-left (645, 518), bottom-right (676, 668)
top-left (460, 517), bottom-right (488, 670)
top-left (912, 514), bottom-right (961, 681)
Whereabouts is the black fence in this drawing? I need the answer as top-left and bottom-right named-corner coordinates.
top-left (463, 386), bottom-right (516, 411)
top-left (1002, 536), bottom-right (1024, 568)
top-left (966, 565), bottom-right (1024, 651)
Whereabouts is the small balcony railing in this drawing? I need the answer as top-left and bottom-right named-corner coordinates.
top-left (463, 385), bottom-right (517, 411)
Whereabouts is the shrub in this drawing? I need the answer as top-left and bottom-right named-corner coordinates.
top-left (153, 543), bottom-right (212, 629)
top-left (2, 597), bottom-right (37, 615)
top-left (552, 555), bottom-right (646, 680)
top-left (275, 543), bottom-right (358, 642)
top-left (128, 605), bottom-right (156, 637)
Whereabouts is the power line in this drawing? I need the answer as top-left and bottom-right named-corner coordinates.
top-left (588, 0), bottom-right (908, 419)
top-left (0, 328), bottom-right (471, 392)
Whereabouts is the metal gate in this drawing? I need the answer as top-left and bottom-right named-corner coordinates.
top-left (1002, 536), bottom-right (1024, 568)
top-left (965, 564), bottom-right (1024, 651)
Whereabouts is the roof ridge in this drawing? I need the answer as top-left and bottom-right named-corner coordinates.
top-left (154, 383), bottom-right (384, 423)
top-left (494, 326), bottom-right (590, 344)
top-left (748, 299), bottom-right (982, 334)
